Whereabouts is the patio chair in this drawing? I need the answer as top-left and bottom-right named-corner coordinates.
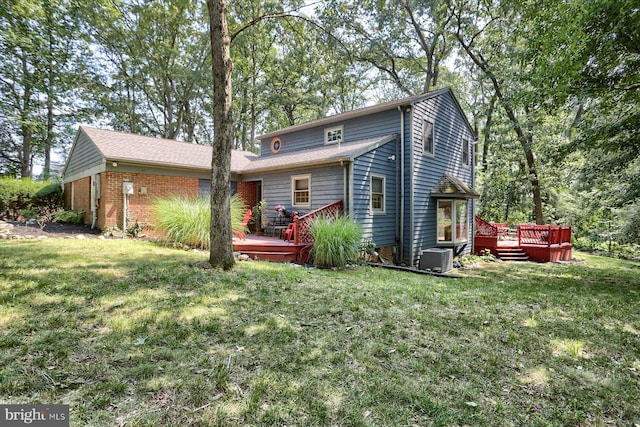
top-left (232, 209), bottom-right (252, 240)
top-left (282, 223), bottom-right (294, 242)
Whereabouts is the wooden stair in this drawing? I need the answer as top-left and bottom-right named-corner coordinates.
top-left (496, 247), bottom-right (529, 261)
top-left (233, 238), bottom-right (310, 263)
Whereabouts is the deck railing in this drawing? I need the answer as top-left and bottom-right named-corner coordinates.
top-left (293, 200), bottom-right (344, 244)
top-left (518, 225), bottom-right (572, 247)
top-left (474, 216), bottom-right (508, 237)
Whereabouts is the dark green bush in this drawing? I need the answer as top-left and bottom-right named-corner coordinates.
top-left (32, 183), bottom-right (63, 213)
top-left (0, 178), bottom-right (47, 220)
top-left (52, 210), bottom-right (85, 225)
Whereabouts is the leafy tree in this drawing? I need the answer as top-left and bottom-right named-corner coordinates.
top-left (0, 0), bottom-right (85, 178)
top-left (318, 0), bottom-right (453, 96)
top-left (83, 0), bottom-right (213, 142)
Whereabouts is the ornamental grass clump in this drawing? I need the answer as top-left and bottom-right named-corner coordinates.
top-left (151, 194), bottom-right (246, 249)
top-left (309, 214), bottom-right (363, 269)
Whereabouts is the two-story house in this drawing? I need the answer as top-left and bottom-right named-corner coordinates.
top-left (63, 87), bottom-right (478, 266)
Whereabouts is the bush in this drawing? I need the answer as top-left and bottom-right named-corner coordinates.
top-left (32, 183), bottom-right (63, 213)
top-left (151, 194), bottom-right (246, 249)
top-left (309, 214), bottom-right (363, 269)
top-left (0, 178), bottom-right (45, 220)
top-left (52, 210), bottom-right (85, 225)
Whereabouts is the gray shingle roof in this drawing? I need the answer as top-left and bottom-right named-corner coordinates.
top-left (431, 174), bottom-right (480, 198)
top-left (241, 134), bottom-right (397, 173)
top-left (80, 126), bottom-right (256, 173)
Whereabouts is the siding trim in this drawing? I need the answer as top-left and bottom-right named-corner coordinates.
top-left (63, 163), bottom-right (106, 184)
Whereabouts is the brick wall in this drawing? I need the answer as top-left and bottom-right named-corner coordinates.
top-left (66, 177), bottom-right (92, 224)
top-left (65, 172), bottom-right (200, 232)
top-left (237, 181), bottom-right (258, 208)
top-left (98, 171), bottom-right (199, 231)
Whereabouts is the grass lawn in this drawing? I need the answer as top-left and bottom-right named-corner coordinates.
top-left (1, 239), bottom-right (639, 426)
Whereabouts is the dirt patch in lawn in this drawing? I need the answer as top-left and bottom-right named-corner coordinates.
top-left (0, 220), bottom-right (103, 240)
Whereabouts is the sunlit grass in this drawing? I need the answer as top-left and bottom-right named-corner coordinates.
top-left (1, 240), bottom-right (639, 426)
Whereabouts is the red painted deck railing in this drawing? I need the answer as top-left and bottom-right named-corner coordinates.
top-left (474, 216), bottom-right (508, 237)
top-left (518, 225), bottom-right (572, 247)
top-left (292, 200), bottom-right (344, 244)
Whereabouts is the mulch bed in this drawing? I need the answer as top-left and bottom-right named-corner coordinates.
top-left (1, 220), bottom-right (103, 239)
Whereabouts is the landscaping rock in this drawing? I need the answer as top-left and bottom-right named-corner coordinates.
top-left (0, 220), bottom-right (13, 233)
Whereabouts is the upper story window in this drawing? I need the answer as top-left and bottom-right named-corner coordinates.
top-left (462, 138), bottom-right (470, 166)
top-left (422, 119), bottom-right (434, 155)
top-left (325, 125), bottom-right (343, 145)
top-left (292, 174), bottom-right (311, 208)
top-left (370, 174), bottom-right (385, 214)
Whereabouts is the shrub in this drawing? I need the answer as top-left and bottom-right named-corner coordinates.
top-left (0, 178), bottom-right (45, 220)
top-left (32, 183), bottom-right (63, 213)
top-left (52, 210), bottom-right (85, 225)
top-left (151, 194), bottom-right (246, 249)
top-left (309, 214), bottom-right (363, 269)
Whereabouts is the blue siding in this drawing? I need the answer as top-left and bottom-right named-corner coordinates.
top-left (408, 91), bottom-right (475, 265)
top-left (259, 109), bottom-right (402, 158)
top-left (352, 140), bottom-right (398, 248)
top-left (243, 165), bottom-right (345, 215)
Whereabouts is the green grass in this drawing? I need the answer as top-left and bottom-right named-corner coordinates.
top-left (1, 240), bottom-right (639, 426)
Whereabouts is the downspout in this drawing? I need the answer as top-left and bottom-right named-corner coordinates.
top-left (397, 106), bottom-right (405, 262)
top-left (341, 160), bottom-right (353, 216)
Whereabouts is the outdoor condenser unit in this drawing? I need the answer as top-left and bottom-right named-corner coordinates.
top-left (419, 248), bottom-right (453, 273)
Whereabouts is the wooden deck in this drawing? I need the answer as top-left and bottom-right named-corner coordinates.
top-left (474, 217), bottom-right (573, 262)
top-left (233, 234), bottom-right (311, 263)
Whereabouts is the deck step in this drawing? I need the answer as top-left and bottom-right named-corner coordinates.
top-left (496, 247), bottom-right (529, 262)
top-left (240, 251), bottom-right (298, 262)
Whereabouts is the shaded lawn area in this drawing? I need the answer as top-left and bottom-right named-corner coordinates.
top-left (0, 240), bottom-right (639, 426)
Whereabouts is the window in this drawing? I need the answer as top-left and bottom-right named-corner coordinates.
top-left (370, 175), bottom-right (385, 214)
top-left (437, 199), bottom-right (469, 244)
top-left (462, 138), bottom-right (470, 166)
top-left (422, 119), bottom-right (434, 155)
top-left (325, 125), bottom-right (343, 145)
top-left (292, 175), bottom-right (311, 207)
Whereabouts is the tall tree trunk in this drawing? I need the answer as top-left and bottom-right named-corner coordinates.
top-left (20, 55), bottom-right (33, 179)
top-left (207, 0), bottom-right (235, 270)
top-left (456, 35), bottom-right (544, 224)
top-left (482, 95), bottom-right (496, 173)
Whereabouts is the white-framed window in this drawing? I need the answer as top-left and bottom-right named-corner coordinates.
top-left (437, 199), bottom-right (469, 244)
top-left (370, 174), bottom-right (385, 214)
top-left (325, 125), bottom-right (343, 145)
top-left (291, 174), bottom-right (311, 207)
top-left (462, 138), bottom-right (470, 166)
top-left (422, 119), bottom-right (434, 155)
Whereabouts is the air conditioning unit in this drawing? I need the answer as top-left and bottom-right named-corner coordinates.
top-left (419, 248), bottom-right (453, 273)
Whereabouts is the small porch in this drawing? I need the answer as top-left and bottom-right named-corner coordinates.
top-left (233, 234), bottom-right (311, 263)
top-left (474, 216), bottom-right (573, 262)
top-left (233, 200), bottom-right (343, 263)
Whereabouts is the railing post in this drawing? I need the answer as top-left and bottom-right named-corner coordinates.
top-left (293, 212), bottom-right (299, 245)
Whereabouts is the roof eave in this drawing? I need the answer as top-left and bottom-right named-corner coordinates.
top-left (241, 157), bottom-right (352, 175)
top-left (430, 192), bottom-right (481, 199)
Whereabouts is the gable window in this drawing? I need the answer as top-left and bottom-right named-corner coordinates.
top-left (422, 119), bottom-right (434, 155)
top-left (370, 174), bottom-right (385, 214)
top-left (437, 199), bottom-right (469, 244)
top-left (462, 138), bottom-right (470, 166)
top-left (325, 125), bottom-right (343, 145)
top-left (292, 174), bottom-right (311, 207)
